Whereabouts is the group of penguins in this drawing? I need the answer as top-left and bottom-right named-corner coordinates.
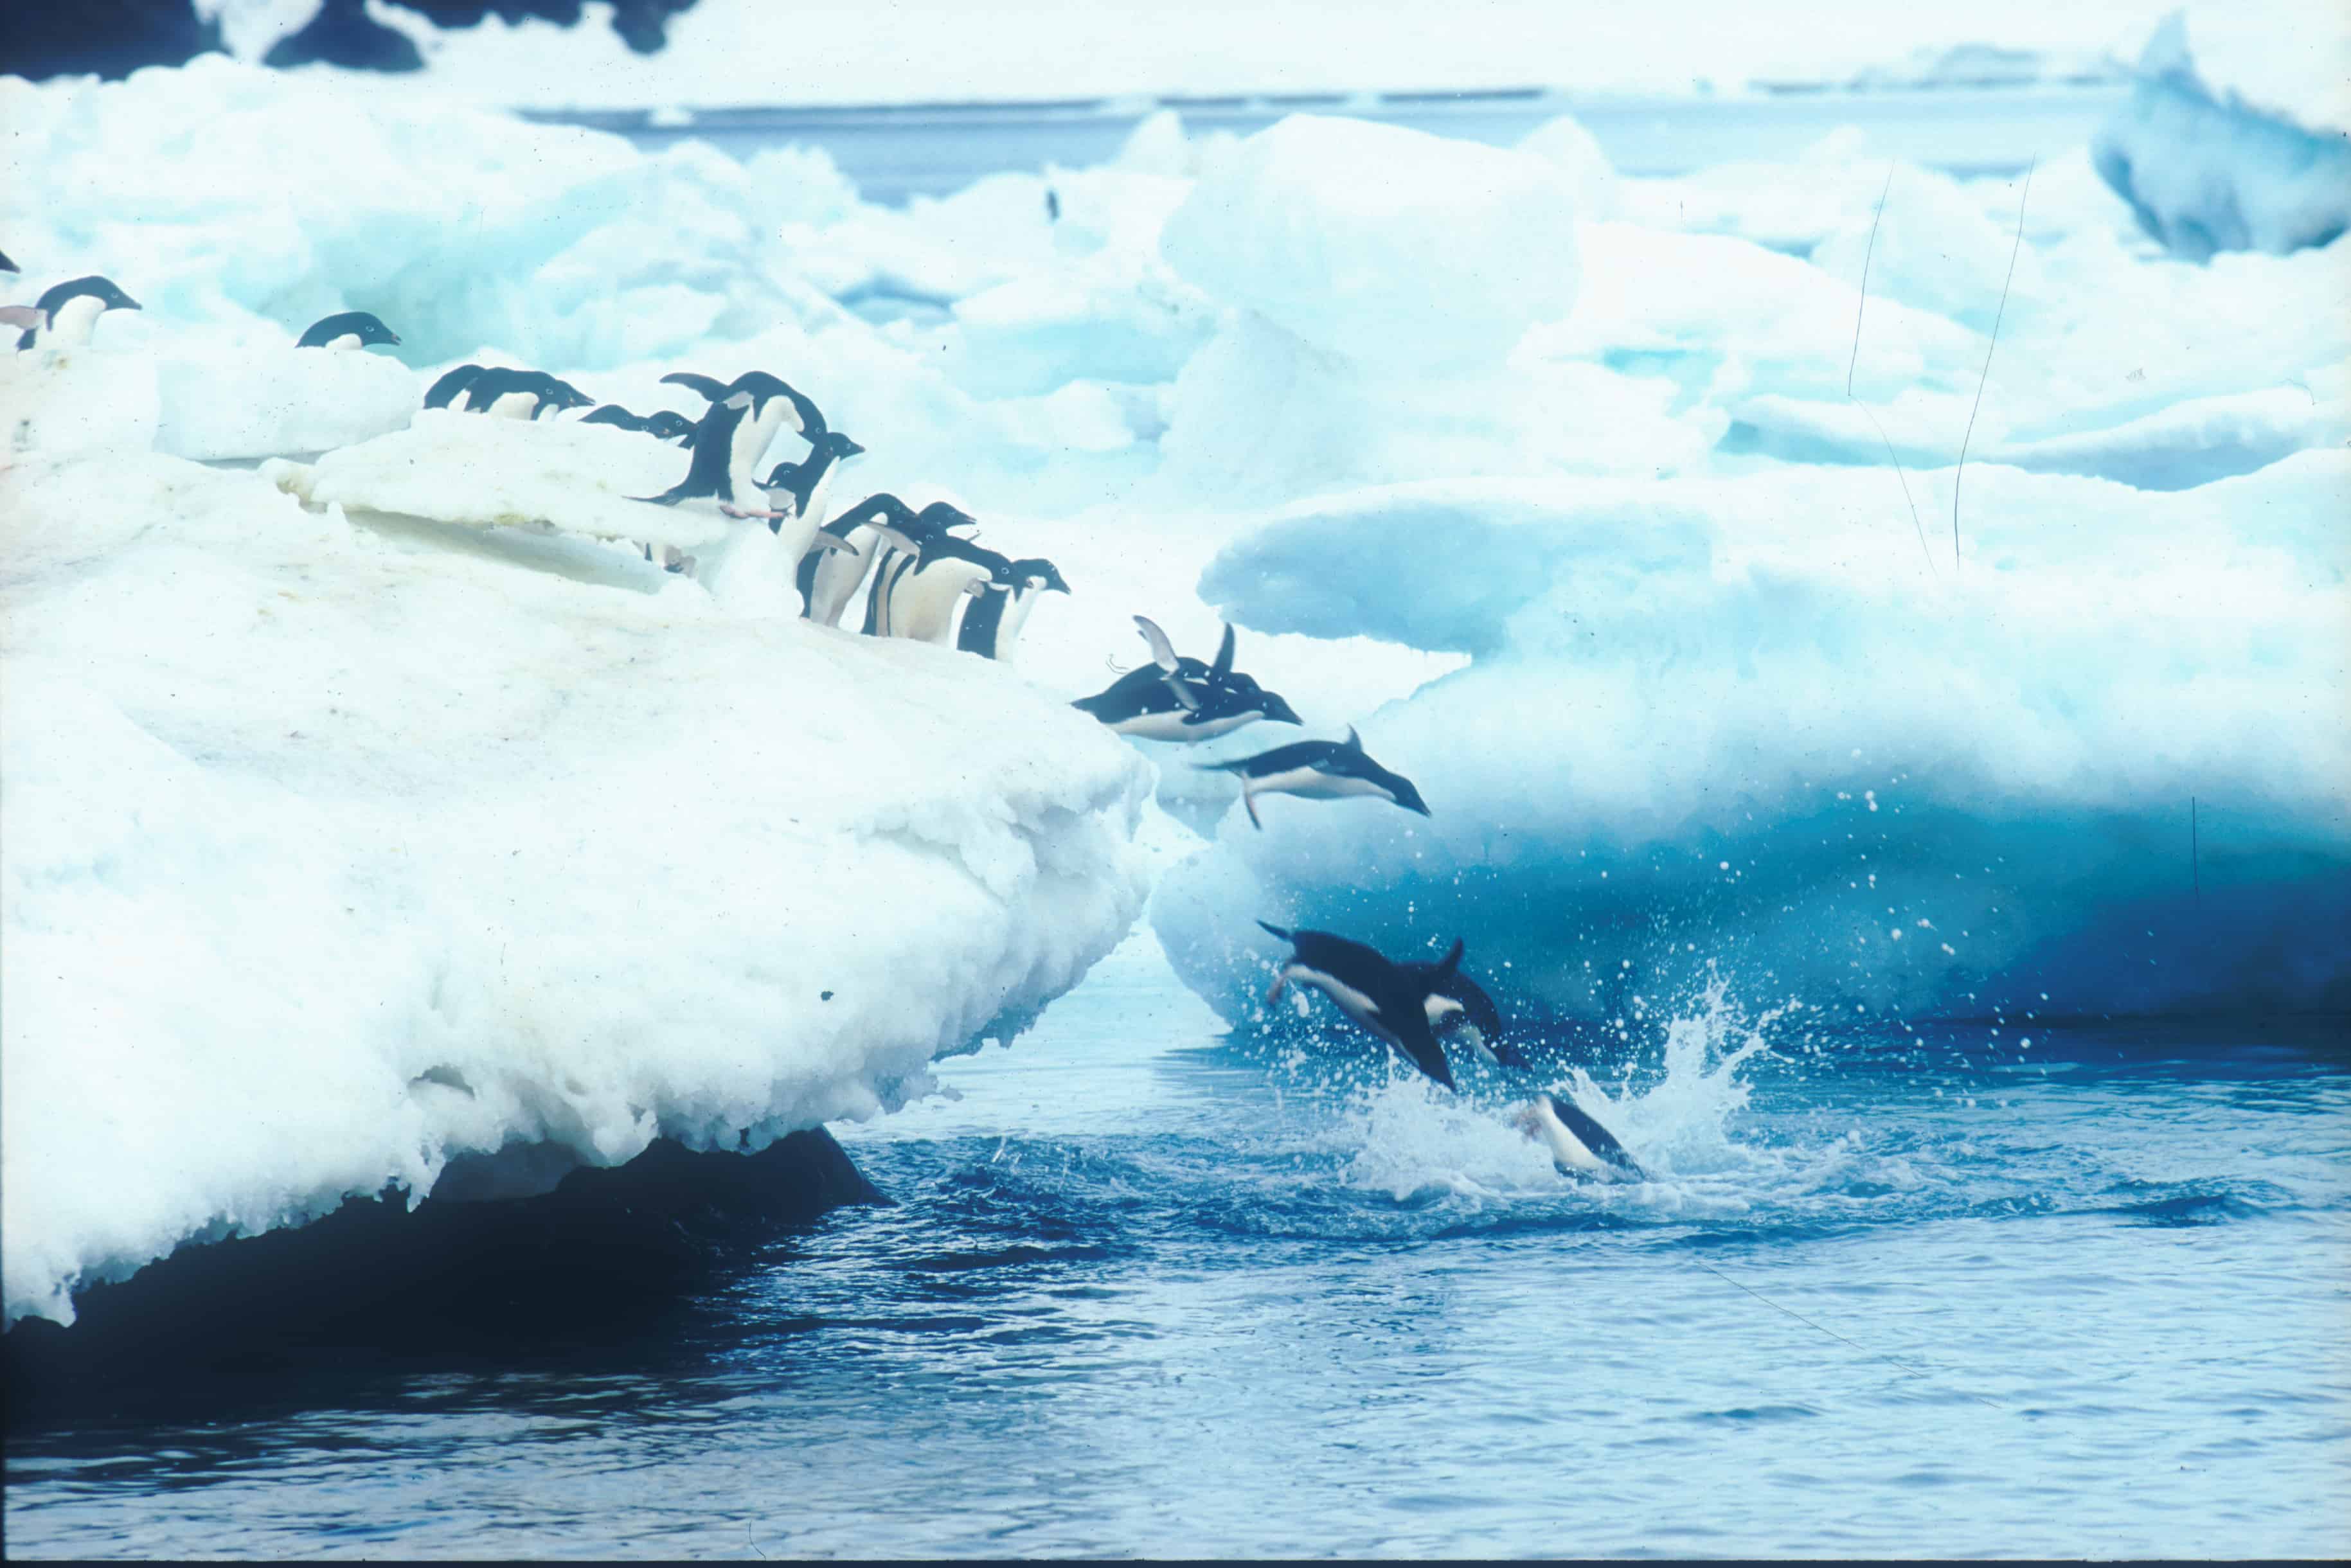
top-left (6, 266), bottom-right (1644, 1184)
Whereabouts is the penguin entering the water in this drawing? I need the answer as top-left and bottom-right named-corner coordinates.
top-left (14, 275), bottom-right (141, 351)
top-left (460, 368), bottom-right (594, 420)
top-left (1197, 726), bottom-right (1430, 830)
top-left (423, 363), bottom-right (485, 409)
top-left (1401, 947), bottom-right (1524, 1069)
top-left (1075, 618), bottom-right (1303, 740)
top-left (845, 499), bottom-right (982, 634)
top-left (580, 404), bottom-right (696, 444)
top-left (1256, 921), bottom-right (1468, 1089)
top-left (956, 557), bottom-right (1069, 661)
top-left (296, 310), bottom-right (400, 350)
top-left (1517, 1090), bottom-right (1645, 1182)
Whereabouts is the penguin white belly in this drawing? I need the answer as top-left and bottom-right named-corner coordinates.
top-left (992, 586), bottom-right (1043, 664)
top-left (481, 389), bottom-right (539, 419)
top-left (323, 333), bottom-right (362, 350)
top-left (1111, 708), bottom-right (1211, 741)
top-left (892, 560), bottom-right (990, 645)
top-left (807, 526), bottom-right (877, 626)
top-left (42, 294), bottom-right (108, 348)
top-left (1287, 966), bottom-right (1402, 1049)
top-left (1170, 710), bottom-right (1268, 741)
top-left (1522, 1096), bottom-right (1615, 1177)
top-left (769, 510), bottom-right (830, 614)
top-left (1250, 768), bottom-right (1387, 801)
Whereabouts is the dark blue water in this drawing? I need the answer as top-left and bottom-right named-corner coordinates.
top-left (6, 934), bottom-right (2345, 1557)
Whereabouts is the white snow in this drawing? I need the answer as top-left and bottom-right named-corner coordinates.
top-left (2, 449), bottom-right (1151, 1328)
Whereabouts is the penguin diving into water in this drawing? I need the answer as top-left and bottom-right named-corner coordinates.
top-left (578, 405), bottom-right (697, 443)
top-left (956, 557), bottom-right (1070, 662)
top-left (1075, 618), bottom-right (1303, 740)
top-left (1400, 949), bottom-right (1523, 1070)
top-left (296, 310), bottom-right (400, 351)
top-left (1517, 1091), bottom-right (1646, 1182)
top-left (1199, 726), bottom-right (1430, 830)
top-left (13, 275), bottom-right (141, 352)
top-left (1256, 922), bottom-right (1470, 1089)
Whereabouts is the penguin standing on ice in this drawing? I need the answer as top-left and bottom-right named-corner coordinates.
top-left (13, 275), bottom-right (141, 351)
top-left (296, 310), bottom-right (400, 350)
top-left (763, 431), bottom-right (865, 538)
top-left (884, 533), bottom-right (1017, 646)
top-left (1517, 1091), bottom-right (1645, 1182)
top-left (956, 557), bottom-right (1070, 662)
top-left (1074, 618), bottom-right (1303, 740)
top-left (1197, 727), bottom-right (1431, 830)
top-left (828, 497), bottom-right (981, 631)
top-left (634, 373), bottom-right (830, 582)
top-left (580, 405), bottom-right (697, 443)
top-left (1256, 922), bottom-right (1469, 1089)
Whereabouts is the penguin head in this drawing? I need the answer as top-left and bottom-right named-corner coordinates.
top-left (1237, 680), bottom-right (1302, 726)
top-left (643, 411), bottom-right (695, 443)
top-left (1008, 557), bottom-right (1069, 594)
top-left (337, 311), bottom-right (399, 348)
top-left (818, 432), bottom-right (866, 461)
top-left (1377, 768), bottom-right (1432, 817)
top-left (45, 275), bottom-right (141, 315)
top-left (915, 501), bottom-right (979, 537)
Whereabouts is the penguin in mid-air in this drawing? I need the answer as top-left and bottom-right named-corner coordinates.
top-left (1256, 922), bottom-right (1470, 1089)
top-left (1074, 618), bottom-right (1303, 740)
top-left (1401, 949), bottom-right (1523, 1069)
top-left (956, 557), bottom-right (1070, 662)
top-left (1517, 1091), bottom-right (1645, 1182)
top-left (1197, 727), bottom-right (1430, 830)
top-left (579, 405), bottom-right (697, 443)
top-left (460, 368), bottom-right (594, 420)
top-left (296, 310), bottom-right (400, 350)
top-left (837, 499), bottom-right (982, 632)
top-left (423, 363), bottom-right (485, 409)
top-left (13, 275), bottom-right (141, 351)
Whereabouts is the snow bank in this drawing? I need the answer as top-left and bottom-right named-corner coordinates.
top-left (2, 449), bottom-right (1151, 1327)
top-left (156, 328), bottom-right (419, 459)
top-left (1156, 455), bottom-right (2351, 1026)
top-left (266, 407), bottom-right (722, 548)
top-left (2093, 8), bottom-right (2351, 258)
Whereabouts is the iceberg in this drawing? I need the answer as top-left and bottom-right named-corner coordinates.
top-left (2, 448), bottom-right (1150, 1328)
top-left (1154, 455), bottom-right (2351, 1029)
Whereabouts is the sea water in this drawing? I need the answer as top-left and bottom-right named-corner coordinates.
top-left (6, 931), bottom-right (2344, 1558)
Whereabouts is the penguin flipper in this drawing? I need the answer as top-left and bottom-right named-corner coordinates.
top-left (1134, 614), bottom-right (1183, 674)
top-left (1242, 785), bottom-right (1263, 831)
top-left (1, 305), bottom-right (44, 332)
top-left (661, 371), bottom-right (731, 403)
top-left (1210, 622), bottom-right (1237, 681)
top-left (1255, 920), bottom-right (1293, 941)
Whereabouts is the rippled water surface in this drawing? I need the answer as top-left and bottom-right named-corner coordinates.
top-left (7, 934), bottom-right (2347, 1557)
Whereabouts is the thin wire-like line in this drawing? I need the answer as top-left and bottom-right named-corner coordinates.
top-left (1690, 1256), bottom-right (2007, 1412)
top-left (1846, 165), bottom-right (1936, 578)
top-left (1954, 158), bottom-right (2035, 575)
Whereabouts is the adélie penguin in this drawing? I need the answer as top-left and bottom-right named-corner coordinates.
top-left (762, 430), bottom-right (865, 539)
top-left (422, 363), bottom-right (486, 409)
top-left (1197, 726), bottom-right (1430, 830)
top-left (1400, 949), bottom-right (1523, 1069)
top-left (460, 367), bottom-right (594, 420)
top-left (885, 533), bottom-right (1016, 646)
top-left (848, 499), bottom-right (982, 634)
top-left (1517, 1090), bottom-right (1645, 1182)
top-left (1074, 618), bottom-right (1302, 740)
top-left (296, 310), bottom-right (400, 350)
top-left (955, 557), bottom-right (1069, 661)
top-left (13, 275), bottom-right (141, 351)
top-left (1256, 922), bottom-right (1468, 1089)
top-left (578, 405), bottom-right (696, 443)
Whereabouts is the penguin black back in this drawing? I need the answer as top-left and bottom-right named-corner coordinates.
top-left (297, 310), bottom-right (400, 350)
top-left (424, 363), bottom-right (485, 409)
